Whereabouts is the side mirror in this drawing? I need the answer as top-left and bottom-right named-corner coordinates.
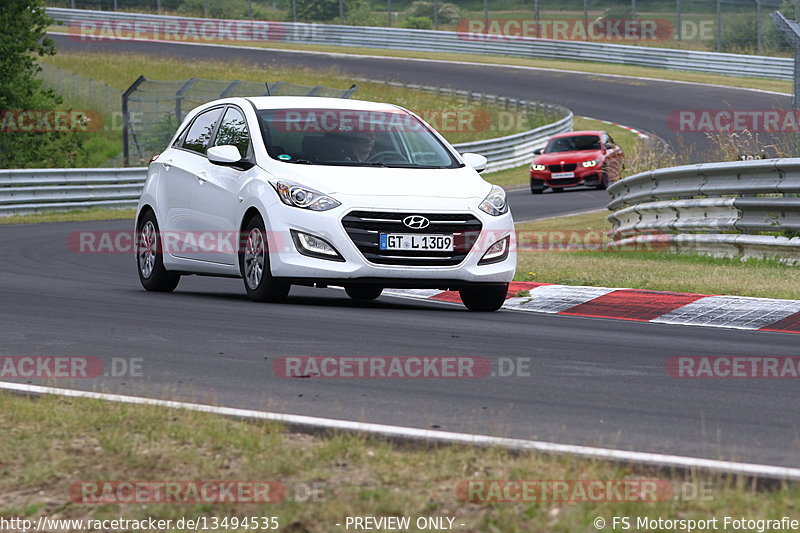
top-left (532, 148), bottom-right (542, 155)
top-left (461, 152), bottom-right (488, 173)
top-left (605, 143), bottom-right (614, 150)
top-left (208, 145), bottom-right (244, 165)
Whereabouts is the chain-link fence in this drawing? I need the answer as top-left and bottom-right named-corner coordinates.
top-left (47, 0), bottom-right (799, 55)
top-left (123, 77), bottom-right (357, 165)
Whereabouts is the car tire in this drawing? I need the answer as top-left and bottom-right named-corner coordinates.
top-left (596, 168), bottom-right (609, 190)
top-left (531, 186), bottom-right (544, 194)
top-left (551, 187), bottom-right (565, 193)
top-left (239, 214), bottom-right (290, 303)
top-left (345, 285), bottom-right (383, 301)
top-left (136, 210), bottom-right (180, 293)
top-left (459, 283), bottom-right (509, 312)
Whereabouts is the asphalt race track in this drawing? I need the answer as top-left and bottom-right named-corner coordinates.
top-left (4, 36), bottom-right (798, 468)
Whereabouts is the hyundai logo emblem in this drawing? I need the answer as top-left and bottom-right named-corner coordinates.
top-left (403, 215), bottom-right (430, 229)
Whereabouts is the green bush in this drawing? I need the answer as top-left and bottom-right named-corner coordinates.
top-left (405, 1), bottom-right (461, 25)
top-left (403, 16), bottom-right (433, 30)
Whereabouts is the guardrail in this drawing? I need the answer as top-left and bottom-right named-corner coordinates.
top-left (47, 7), bottom-right (795, 81)
top-left (606, 159), bottom-right (800, 263)
top-left (0, 168), bottom-right (147, 216)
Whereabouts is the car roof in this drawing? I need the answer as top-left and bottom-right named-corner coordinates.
top-left (243, 96), bottom-right (405, 112)
top-left (550, 130), bottom-right (605, 139)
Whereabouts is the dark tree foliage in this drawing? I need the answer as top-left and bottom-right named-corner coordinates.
top-left (0, 0), bottom-right (85, 168)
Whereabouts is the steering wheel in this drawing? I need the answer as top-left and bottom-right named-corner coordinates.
top-left (366, 150), bottom-right (407, 163)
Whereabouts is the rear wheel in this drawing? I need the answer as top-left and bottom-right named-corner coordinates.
top-left (239, 215), bottom-right (290, 302)
top-left (136, 210), bottom-right (180, 292)
top-left (459, 284), bottom-right (509, 312)
top-left (345, 285), bottom-right (383, 301)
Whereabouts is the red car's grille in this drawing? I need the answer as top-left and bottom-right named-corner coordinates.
top-left (548, 163), bottom-right (578, 172)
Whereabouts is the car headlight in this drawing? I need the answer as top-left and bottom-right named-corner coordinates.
top-left (531, 164), bottom-right (547, 171)
top-left (582, 160), bottom-right (598, 168)
top-left (270, 180), bottom-right (341, 211)
top-left (479, 185), bottom-right (508, 216)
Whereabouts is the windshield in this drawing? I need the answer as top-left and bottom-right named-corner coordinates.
top-left (257, 108), bottom-right (461, 168)
top-left (544, 134), bottom-right (601, 153)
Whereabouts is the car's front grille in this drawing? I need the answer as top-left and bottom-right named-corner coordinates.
top-left (549, 163), bottom-right (577, 172)
top-left (341, 210), bottom-right (483, 266)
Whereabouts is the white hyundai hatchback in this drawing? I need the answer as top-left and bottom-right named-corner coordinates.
top-left (135, 96), bottom-right (516, 311)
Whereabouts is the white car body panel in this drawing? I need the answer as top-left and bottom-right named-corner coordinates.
top-left (136, 96), bottom-right (516, 289)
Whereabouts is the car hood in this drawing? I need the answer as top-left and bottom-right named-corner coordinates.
top-left (534, 150), bottom-right (603, 164)
top-left (264, 163), bottom-right (492, 200)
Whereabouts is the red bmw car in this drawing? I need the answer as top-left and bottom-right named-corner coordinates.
top-left (529, 130), bottom-right (624, 194)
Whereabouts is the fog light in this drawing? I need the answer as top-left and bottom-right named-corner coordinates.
top-left (291, 230), bottom-right (344, 262)
top-left (479, 236), bottom-right (510, 265)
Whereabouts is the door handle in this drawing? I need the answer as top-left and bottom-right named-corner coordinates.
top-left (162, 158), bottom-right (173, 171)
top-left (197, 172), bottom-right (207, 184)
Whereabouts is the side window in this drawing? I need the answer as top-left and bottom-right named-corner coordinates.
top-left (182, 108), bottom-right (224, 154)
top-left (213, 107), bottom-right (250, 158)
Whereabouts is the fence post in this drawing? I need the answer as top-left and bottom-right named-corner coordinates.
top-left (716, 0), bottom-right (722, 51)
top-left (122, 76), bottom-right (146, 168)
top-left (387, 0), bottom-right (392, 26)
top-left (757, 0), bottom-right (764, 55)
top-left (434, 0), bottom-right (439, 30)
top-left (676, 0), bottom-right (681, 41)
top-left (583, 0), bottom-right (588, 39)
top-left (771, 11), bottom-right (800, 108)
top-left (175, 78), bottom-right (199, 124)
top-left (631, 0), bottom-right (636, 19)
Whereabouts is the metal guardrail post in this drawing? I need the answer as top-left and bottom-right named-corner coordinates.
top-left (122, 75), bottom-right (146, 168)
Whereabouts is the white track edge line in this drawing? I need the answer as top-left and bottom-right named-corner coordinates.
top-left (2, 381), bottom-right (798, 481)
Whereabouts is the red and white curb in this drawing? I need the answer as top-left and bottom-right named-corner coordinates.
top-left (582, 116), bottom-right (651, 140)
top-left (385, 282), bottom-right (800, 334)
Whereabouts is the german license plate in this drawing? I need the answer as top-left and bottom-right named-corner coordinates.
top-left (379, 234), bottom-right (454, 251)
top-left (551, 171), bottom-right (575, 179)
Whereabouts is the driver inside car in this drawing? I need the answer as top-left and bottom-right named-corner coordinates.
top-left (340, 130), bottom-right (377, 162)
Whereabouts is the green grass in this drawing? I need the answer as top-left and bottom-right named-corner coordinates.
top-left (47, 28), bottom-right (792, 95)
top-left (515, 211), bottom-right (800, 299)
top-left (1, 391), bottom-right (798, 531)
top-left (40, 51), bottom-right (557, 148)
top-left (0, 208), bottom-right (135, 225)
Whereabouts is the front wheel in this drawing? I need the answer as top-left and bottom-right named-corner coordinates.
top-left (459, 284), bottom-right (509, 312)
top-left (345, 285), bottom-right (383, 301)
top-left (239, 215), bottom-right (290, 302)
top-left (136, 211), bottom-right (180, 292)
top-left (595, 168), bottom-right (609, 190)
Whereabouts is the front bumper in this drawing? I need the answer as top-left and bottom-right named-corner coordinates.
top-left (531, 168), bottom-right (601, 189)
top-left (264, 201), bottom-right (517, 285)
